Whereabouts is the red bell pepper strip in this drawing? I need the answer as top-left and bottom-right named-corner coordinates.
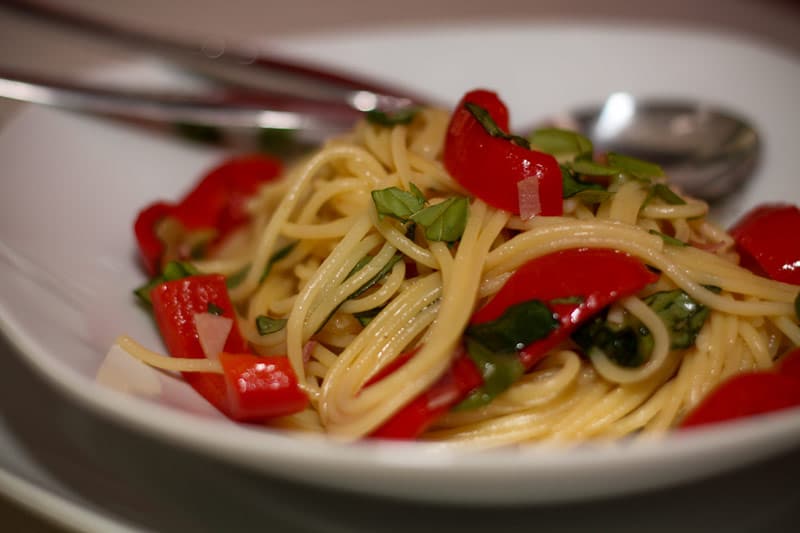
top-left (443, 89), bottom-right (563, 216)
top-left (134, 202), bottom-right (175, 277)
top-left (219, 352), bottom-right (309, 420)
top-left (369, 345), bottom-right (484, 439)
top-left (777, 347), bottom-right (800, 380)
top-left (150, 274), bottom-right (306, 421)
top-left (729, 203), bottom-right (800, 285)
top-left (471, 248), bottom-right (660, 369)
top-left (134, 154), bottom-right (283, 276)
top-left (681, 372), bottom-right (800, 428)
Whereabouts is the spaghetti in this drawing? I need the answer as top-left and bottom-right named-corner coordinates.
top-left (119, 89), bottom-right (800, 448)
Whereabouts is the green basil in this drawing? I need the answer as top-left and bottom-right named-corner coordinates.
top-left (561, 165), bottom-right (608, 200)
top-left (207, 302), bottom-right (224, 316)
top-left (573, 289), bottom-right (711, 368)
top-left (454, 338), bottom-right (526, 410)
top-left (255, 315), bottom-right (288, 336)
top-left (456, 299), bottom-right (558, 410)
top-left (607, 152), bottom-right (664, 179)
top-left (644, 290), bottom-right (711, 349)
top-left (371, 184), bottom-right (469, 242)
top-left (465, 102), bottom-right (531, 148)
top-left (365, 107), bottom-right (420, 127)
top-left (649, 229), bottom-right (688, 247)
top-left (354, 307), bottom-right (383, 327)
top-left (410, 197), bottom-right (469, 242)
top-left (134, 260), bottom-right (198, 306)
top-left (529, 128), bottom-right (593, 158)
top-left (349, 253), bottom-right (404, 299)
top-left (569, 158), bottom-right (620, 177)
top-left (650, 183), bottom-right (686, 205)
top-left (466, 299), bottom-right (557, 354)
top-left (573, 314), bottom-right (653, 368)
top-left (226, 242), bottom-right (297, 289)
top-left (371, 187), bottom-right (426, 221)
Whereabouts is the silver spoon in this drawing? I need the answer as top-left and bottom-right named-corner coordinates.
top-left (550, 92), bottom-right (760, 201)
top-left (0, 71), bottom-right (760, 202)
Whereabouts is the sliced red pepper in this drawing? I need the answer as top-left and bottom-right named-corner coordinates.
top-left (471, 248), bottom-right (660, 369)
top-left (369, 345), bottom-right (483, 439)
top-left (777, 347), bottom-right (800, 380)
top-left (172, 154), bottom-right (282, 233)
top-left (134, 154), bottom-right (282, 276)
top-left (729, 203), bottom-right (800, 285)
top-left (150, 274), bottom-right (248, 417)
top-left (219, 352), bottom-right (308, 420)
top-left (134, 201), bottom-right (176, 276)
top-left (681, 371), bottom-right (800, 428)
top-left (443, 89), bottom-right (562, 216)
top-left (150, 274), bottom-right (307, 421)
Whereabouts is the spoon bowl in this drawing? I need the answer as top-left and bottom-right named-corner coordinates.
top-left (550, 92), bottom-right (760, 201)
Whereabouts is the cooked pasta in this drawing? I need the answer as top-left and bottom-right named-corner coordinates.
top-left (120, 92), bottom-right (800, 448)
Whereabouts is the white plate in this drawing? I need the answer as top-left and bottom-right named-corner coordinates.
top-left (1, 22), bottom-right (799, 505)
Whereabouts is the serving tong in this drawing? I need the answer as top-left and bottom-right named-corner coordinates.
top-left (0, 0), bottom-right (426, 148)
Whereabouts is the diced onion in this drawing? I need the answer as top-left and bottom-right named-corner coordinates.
top-left (517, 176), bottom-right (542, 220)
top-left (194, 313), bottom-right (233, 361)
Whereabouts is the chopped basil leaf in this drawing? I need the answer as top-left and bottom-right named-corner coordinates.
top-left (574, 314), bottom-right (653, 368)
top-left (465, 102), bottom-right (530, 149)
top-left (409, 182), bottom-right (426, 204)
top-left (255, 315), bottom-right (287, 335)
top-left (529, 128), bottom-right (593, 158)
top-left (207, 302), bottom-right (224, 316)
top-left (410, 197), bottom-right (469, 242)
top-left (354, 307), bottom-right (383, 327)
top-left (371, 186), bottom-right (426, 220)
top-left (466, 299), bottom-right (558, 354)
top-left (573, 289), bottom-right (711, 368)
top-left (644, 290), bottom-right (710, 349)
top-left (365, 107), bottom-right (419, 127)
top-left (134, 261), bottom-right (198, 306)
top-left (371, 184), bottom-right (468, 242)
top-left (649, 229), bottom-right (688, 247)
top-left (226, 242), bottom-right (298, 289)
top-left (704, 285), bottom-right (723, 294)
top-left (607, 152), bottom-right (664, 179)
top-left (575, 189), bottom-right (614, 204)
top-left (349, 253), bottom-right (404, 299)
top-left (651, 183), bottom-right (686, 205)
top-left (454, 338), bottom-right (525, 410)
top-left (348, 255), bottom-right (374, 278)
top-left (315, 254), bottom-right (404, 334)
top-left (561, 165), bottom-right (607, 199)
top-left (163, 261), bottom-right (199, 280)
top-left (569, 157), bottom-right (620, 177)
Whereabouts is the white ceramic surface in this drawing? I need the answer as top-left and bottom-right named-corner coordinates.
top-left (1, 22), bottom-right (799, 505)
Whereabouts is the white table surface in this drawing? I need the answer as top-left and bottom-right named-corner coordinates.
top-left (1, 1), bottom-right (799, 531)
